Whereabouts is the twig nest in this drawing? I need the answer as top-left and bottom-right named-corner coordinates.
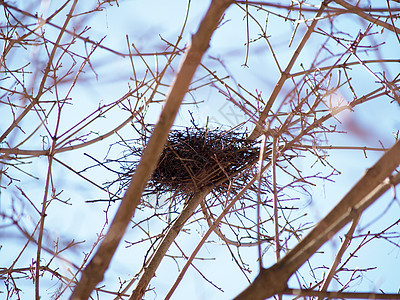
top-left (149, 127), bottom-right (260, 193)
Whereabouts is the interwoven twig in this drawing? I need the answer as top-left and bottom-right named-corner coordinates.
top-left (150, 127), bottom-right (260, 192)
top-left (105, 126), bottom-right (263, 204)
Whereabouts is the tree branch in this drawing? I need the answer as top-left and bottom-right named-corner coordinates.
top-left (235, 139), bottom-right (400, 300)
top-left (69, 0), bottom-right (233, 299)
top-left (333, 0), bottom-right (400, 33)
top-left (129, 187), bottom-right (212, 300)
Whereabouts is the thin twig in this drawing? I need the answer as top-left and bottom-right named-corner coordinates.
top-left (257, 134), bottom-right (268, 270)
top-left (271, 135), bottom-right (280, 261)
top-left (318, 213), bottom-right (361, 297)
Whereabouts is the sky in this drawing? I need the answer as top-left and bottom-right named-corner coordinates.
top-left (1, 0), bottom-right (400, 299)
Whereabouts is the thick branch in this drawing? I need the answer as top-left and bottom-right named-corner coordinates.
top-left (130, 187), bottom-right (212, 300)
top-left (69, 0), bottom-right (233, 299)
top-left (235, 139), bottom-right (400, 300)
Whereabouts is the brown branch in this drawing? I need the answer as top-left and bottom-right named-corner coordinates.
top-left (129, 187), bottom-right (212, 300)
top-left (200, 197), bottom-right (252, 247)
top-left (0, 93), bottom-right (146, 160)
top-left (69, 0), bottom-right (233, 299)
top-left (318, 213), bottom-right (361, 297)
top-left (234, 139), bottom-right (400, 300)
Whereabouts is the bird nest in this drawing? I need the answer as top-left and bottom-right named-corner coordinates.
top-left (101, 126), bottom-right (265, 205)
top-left (150, 127), bottom-right (259, 193)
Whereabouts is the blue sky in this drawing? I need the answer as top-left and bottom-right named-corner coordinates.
top-left (1, 1), bottom-right (400, 299)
